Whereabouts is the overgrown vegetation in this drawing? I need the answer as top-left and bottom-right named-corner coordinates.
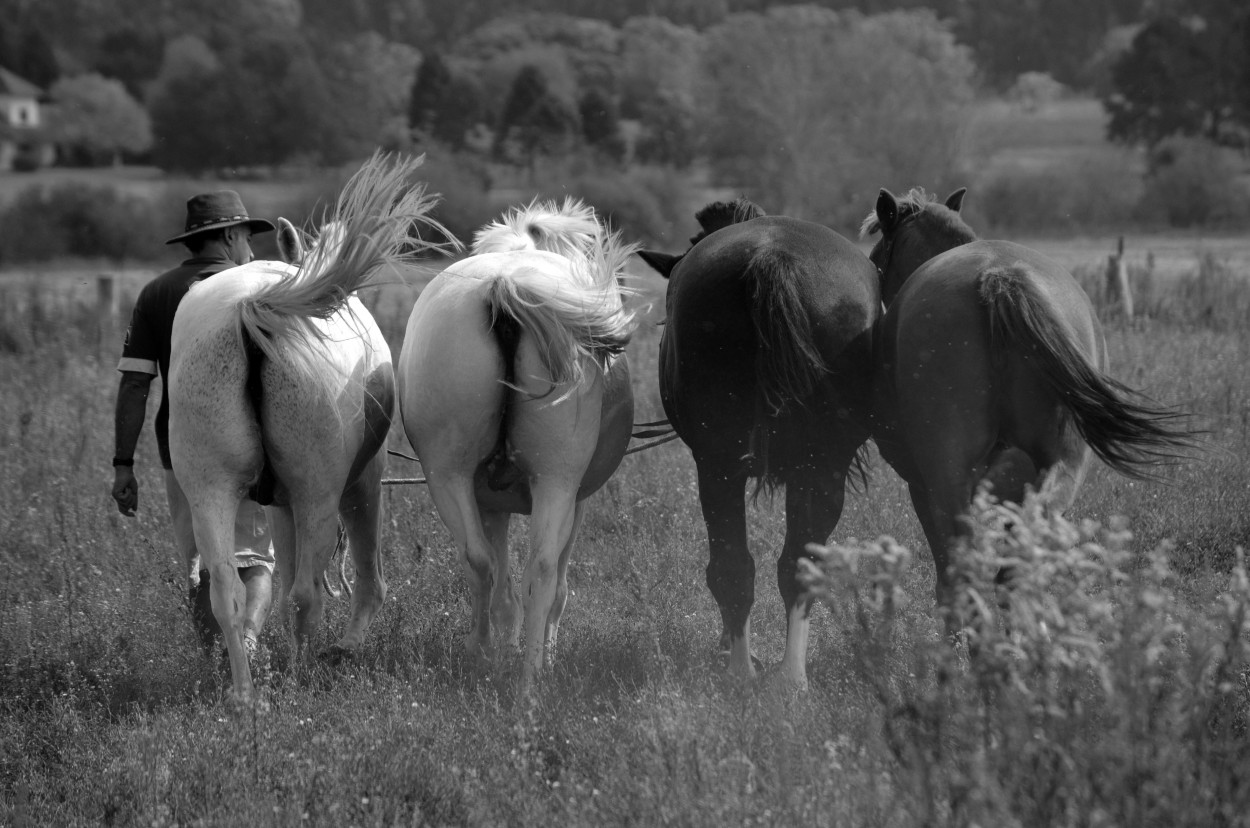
top-left (801, 491), bottom-right (1250, 826)
top-left (1, 243), bottom-right (1248, 824)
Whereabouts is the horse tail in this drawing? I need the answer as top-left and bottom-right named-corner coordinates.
top-left (746, 247), bottom-right (829, 493)
top-left (484, 223), bottom-right (639, 400)
top-left (980, 267), bottom-right (1196, 478)
top-left (472, 197), bottom-right (601, 260)
top-left (236, 152), bottom-right (455, 399)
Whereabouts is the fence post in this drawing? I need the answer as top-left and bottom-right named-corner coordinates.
top-left (1104, 236), bottom-right (1134, 321)
top-left (97, 274), bottom-right (117, 355)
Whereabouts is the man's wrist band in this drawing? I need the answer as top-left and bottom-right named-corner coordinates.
top-left (112, 457), bottom-right (134, 467)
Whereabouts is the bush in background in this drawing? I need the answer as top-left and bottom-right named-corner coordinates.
top-left (0, 184), bottom-right (161, 264)
top-left (1138, 137), bottom-right (1250, 229)
top-left (973, 152), bottom-right (1142, 234)
top-left (561, 164), bottom-right (698, 248)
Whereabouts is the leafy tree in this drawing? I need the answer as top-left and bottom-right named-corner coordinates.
top-left (701, 7), bottom-right (974, 228)
top-left (47, 73), bottom-right (152, 165)
top-left (578, 87), bottom-right (623, 161)
top-left (408, 53), bottom-right (486, 150)
top-left (9, 26), bottom-right (58, 87)
top-left (93, 27), bottom-right (165, 99)
top-left (631, 92), bottom-right (699, 167)
top-left (1105, 0), bottom-right (1250, 149)
top-left (952, 0), bottom-right (1147, 89)
top-left (619, 16), bottom-right (703, 168)
top-left (477, 46), bottom-right (578, 126)
top-left (494, 64), bottom-right (581, 173)
top-left (458, 13), bottom-right (621, 107)
top-left (148, 33), bottom-right (334, 171)
top-left (315, 31), bottom-right (421, 161)
top-left (408, 51), bottom-right (452, 134)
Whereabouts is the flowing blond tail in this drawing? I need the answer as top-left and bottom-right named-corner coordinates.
top-left (487, 222), bottom-right (642, 401)
top-left (236, 152), bottom-right (460, 397)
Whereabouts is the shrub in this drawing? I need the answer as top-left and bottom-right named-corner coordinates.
top-left (563, 165), bottom-right (698, 248)
top-left (801, 491), bottom-right (1250, 825)
top-left (1138, 137), bottom-right (1250, 229)
top-left (513, 159), bottom-right (698, 248)
top-left (0, 184), bottom-right (162, 264)
top-left (973, 153), bottom-right (1142, 234)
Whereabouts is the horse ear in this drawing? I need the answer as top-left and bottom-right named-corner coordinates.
top-left (276, 217), bottom-right (304, 264)
top-left (944, 187), bottom-right (968, 213)
top-left (637, 250), bottom-right (681, 279)
top-left (875, 189), bottom-right (900, 231)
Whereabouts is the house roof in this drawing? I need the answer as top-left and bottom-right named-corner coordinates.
top-left (0, 66), bottom-right (42, 99)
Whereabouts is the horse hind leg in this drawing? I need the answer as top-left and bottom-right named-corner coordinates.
top-left (545, 500), bottom-right (585, 656)
top-left (187, 489), bottom-right (254, 702)
top-left (332, 452), bottom-right (388, 653)
top-left (696, 460), bottom-right (756, 680)
top-left (267, 504), bottom-right (298, 651)
top-left (286, 498), bottom-right (340, 663)
top-left (776, 448), bottom-right (859, 690)
top-left (424, 474), bottom-right (500, 662)
top-left (482, 510), bottom-right (519, 651)
top-left (518, 480), bottom-right (581, 697)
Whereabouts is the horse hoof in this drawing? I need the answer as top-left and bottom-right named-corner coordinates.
top-left (716, 649), bottom-right (763, 680)
top-left (319, 645), bottom-right (356, 666)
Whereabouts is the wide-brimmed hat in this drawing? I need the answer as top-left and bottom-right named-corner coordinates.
top-left (165, 190), bottom-right (276, 245)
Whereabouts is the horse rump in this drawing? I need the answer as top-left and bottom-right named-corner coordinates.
top-left (979, 266), bottom-right (1197, 477)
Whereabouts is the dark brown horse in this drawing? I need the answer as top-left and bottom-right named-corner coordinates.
top-left (639, 199), bottom-right (878, 688)
top-left (863, 187), bottom-right (1195, 616)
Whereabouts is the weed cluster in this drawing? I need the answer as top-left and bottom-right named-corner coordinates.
top-left (802, 490), bottom-right (1250, 826)
top-left (1075, 251), bottom-right (1250, 331)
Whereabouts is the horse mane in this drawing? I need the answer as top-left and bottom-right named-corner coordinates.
top-left (471, 198), bottom-right (601, 260)
top-left (690, 197), bottom-right (766, 246)
top-left (858, 187), bottom-right (976, 243)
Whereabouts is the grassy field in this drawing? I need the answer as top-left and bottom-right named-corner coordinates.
top-left (1, 93), bottom-right (1247, 824)
top-left (1, 235), bottom-right (1248, 825)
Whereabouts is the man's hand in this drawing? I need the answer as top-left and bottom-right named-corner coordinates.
top-left (112, 466), bottom-right (138, 516)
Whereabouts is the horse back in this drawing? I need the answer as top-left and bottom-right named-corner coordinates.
top-left (874, 240), bottom-right (1103, 473)
top-left (661, 217), bottom-right (878, 459)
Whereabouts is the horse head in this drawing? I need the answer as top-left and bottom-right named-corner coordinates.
top-left (637, 197), bottom-right (766, 280)
top-left (862, 187), bottom-right (972, 306)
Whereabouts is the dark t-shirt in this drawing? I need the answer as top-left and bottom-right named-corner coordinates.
top-left (118, 256), bottom-right (237, 469)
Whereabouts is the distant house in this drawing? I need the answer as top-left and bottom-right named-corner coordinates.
top-left (0, 66), bottom-right (55, 170)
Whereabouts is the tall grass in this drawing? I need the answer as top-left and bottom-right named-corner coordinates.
top-left (1, 246), bottom-right (1247, 825)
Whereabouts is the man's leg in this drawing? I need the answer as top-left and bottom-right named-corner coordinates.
top-left (234, 500), bottom-right (275, 652)
top-left (164, 469), bottom-right (219, 650)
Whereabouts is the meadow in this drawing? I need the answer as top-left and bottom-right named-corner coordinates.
top-left (1, 92), bottom-right (1248, 826)
top-left (1, 225), bottom-right (1249, 825)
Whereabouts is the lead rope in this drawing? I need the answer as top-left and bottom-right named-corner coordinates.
top-left (380, 419), bottom-right (677, 486)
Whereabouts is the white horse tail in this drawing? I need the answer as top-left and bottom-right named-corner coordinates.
top-left (236, 152), bottom-right (458, 392)
top-left (472, 197), bottom-right (602, 260)
top-left (485, 219), bottom-right (640, 395)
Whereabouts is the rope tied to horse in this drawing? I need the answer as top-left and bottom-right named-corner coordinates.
top-left (381, 419), bottom-right (677, 485)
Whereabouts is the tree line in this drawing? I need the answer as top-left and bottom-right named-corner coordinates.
top-left (0, 0), bottom-right (1245, 192)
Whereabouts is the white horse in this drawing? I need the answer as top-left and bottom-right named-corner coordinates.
top-left (397, 199), bottom-right (639, 696)
top-left (168, 154), bottom-right (447, 704)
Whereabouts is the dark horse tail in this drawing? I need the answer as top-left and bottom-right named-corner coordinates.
top-left (980, 267), bottom-right (1196, 478)
top-left (747, 247), bottom-right (831, 492)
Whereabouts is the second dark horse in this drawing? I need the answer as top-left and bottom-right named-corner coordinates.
top-left (639, 200), bottom-right (878, 688)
